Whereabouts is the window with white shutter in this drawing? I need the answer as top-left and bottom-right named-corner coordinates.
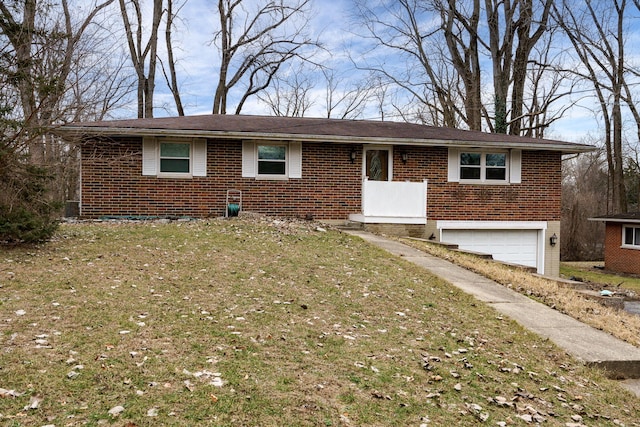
top-left (141, 138), bottom-right (207, 178)
top-left (242, 140), bottom-right (302, 179)
top-left (448, 148), bottom-right (521, 184)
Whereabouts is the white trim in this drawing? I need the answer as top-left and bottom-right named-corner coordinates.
top-left (448, 148), bottom-right (459, 182)
top-left (449, 148), bottom-right (522, 184)
top-left (458, 149), bottom-right (509, 183)
top-left (243, 140), bottom-right (302, 179)
top-left (362, 145), bottom-right (393, 181)
top-left (143, 137), bottom-right (204, 178)
top-left (256, 142), bottom-right (288, 179)
top-left (242, 140), bottom-right (256, 177)
top-left (348, 214), bottom-right (427, 224)
top-left (436, 220), bottom-right (547, 230)
top-left (289, 141), bottom-right (302, 179)
top-left (61, 125), bottom-right (594, 154)
top-left (157, 139), bottom-right (194, 178)
top-left (590, 217), bottom-right (640, 224)
top-left (621, 225), bottom-right (640, 249)
top-left (192, 139), bottom-right (207, 177)
top-left (510, 149), bottom-right (522, 183)
top-left (437, 220), bottom-right (548, 275)
top-left (142, 137), bottom-right (157, 176)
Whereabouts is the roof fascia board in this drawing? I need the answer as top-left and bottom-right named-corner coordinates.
top-left (57, 126), bottom-right (595, 153)
top-left (589, 217), bottom-right (640, 224)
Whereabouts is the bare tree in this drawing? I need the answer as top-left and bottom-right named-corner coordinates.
top-left (0, 0), bottom-right (117, 161)
top-left (119, 0), bottom-right (163, 118)
top-left (0, 0), bottom-right (131, 239)
top-left (482, 0), bottom-right (554, 134)
top-left (160, 0), bottom-right (185, 116)
top-left (553, 0), bottom-right (629, 213)
top-left (561, 149), bottom-right (607, 260)
top-left (321, 69), bottom-right (373, 119)
top-left (257, 62), bottom-right (316, 117)
top-left (353, 0), bottom-right (563, 134)
top-left (353, 0), bottom-right (467, 128)
top-left (436, 0), bottom-right (483, 130)
top-left (212, 0), bottom-right (319, 115)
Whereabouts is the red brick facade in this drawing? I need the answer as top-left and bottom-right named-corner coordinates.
top-left (603, 223), bottom-right (640, 275)
top-left (79, 137), bottom-right (562, 221)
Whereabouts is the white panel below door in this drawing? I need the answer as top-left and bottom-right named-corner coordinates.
top-left (441, 229), bottom-right (538, 268)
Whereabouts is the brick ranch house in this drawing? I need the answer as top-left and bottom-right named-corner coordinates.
top-left (57, 114), bottom-right (594, 277)
top-left (590, 213), bottom-right (640, 275)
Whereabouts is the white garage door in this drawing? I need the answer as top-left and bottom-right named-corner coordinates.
top-left (441, 229), bottom-right (539, 268)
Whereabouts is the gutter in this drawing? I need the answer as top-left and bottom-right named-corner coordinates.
top-left (54, 125), bottom-right (596, 154)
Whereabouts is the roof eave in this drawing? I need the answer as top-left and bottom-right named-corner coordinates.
top-left (589, 217), bottom-right (640, 224)
top-left (55, 126), bottom-right (596, 154)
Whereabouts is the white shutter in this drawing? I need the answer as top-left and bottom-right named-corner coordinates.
top-left (510, 149), bottom-right (522, 184)
top-left (447, 148), bottom-right (459, 182)
top-left (192, 139), bottom-right (207, 177)
top-left (242, 141), bottom-right (256, 177)
top-left (289, 141), bottom-right (302, 178)
top-left (142, 137), bottom-right (157, 176)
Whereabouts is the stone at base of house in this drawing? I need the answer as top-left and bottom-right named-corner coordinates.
top-left (361, 223), bottom-right (427, 239)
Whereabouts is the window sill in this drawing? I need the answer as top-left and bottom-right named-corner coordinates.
top-left (255, 175), bottom-right (290, 181)
top-left (621, 244), bottom-right (640, 251)
top-left (156, 173), bottom-right (193, 179)
top-left (458, 180), bottom-right (511, 185)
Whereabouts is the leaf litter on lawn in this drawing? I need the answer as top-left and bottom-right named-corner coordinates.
top-left (0, 217), bottom-right (638, 426)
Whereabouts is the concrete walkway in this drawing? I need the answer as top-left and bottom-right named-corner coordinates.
top-left (342, 229), bottom-right (640, 396)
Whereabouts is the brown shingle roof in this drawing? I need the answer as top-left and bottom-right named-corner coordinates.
top-left (57, 114), bottom-right (594, 153)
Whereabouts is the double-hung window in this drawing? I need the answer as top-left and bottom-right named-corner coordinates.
top-left (241, 140), bottom-right (302, 179)
top-left (459, 151), bottom-right (508, 183)
top-left (623, 226), bottom-right (640, 248)
top-left (159, 142), bottom-right (191, 174)
top-left (142, 137), bottom-right (207, 178)
top-left (257, 144), bottom-right (287, 177)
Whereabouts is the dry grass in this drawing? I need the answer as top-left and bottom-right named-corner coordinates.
top-left (401, 239), bottom-right (640, 348)
top-left (1, 219), bottom-right (639, 426)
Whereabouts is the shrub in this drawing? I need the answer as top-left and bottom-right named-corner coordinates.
top-left (0, 154), bottom-right (60, 244)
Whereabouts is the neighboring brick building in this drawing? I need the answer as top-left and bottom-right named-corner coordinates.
top-left (590, 213), bottom-right (640, 275)
top-left (57, 114), bottom-right (593, 276)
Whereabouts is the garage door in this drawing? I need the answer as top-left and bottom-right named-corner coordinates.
top-left (441, 229), bottom-right (539, 268)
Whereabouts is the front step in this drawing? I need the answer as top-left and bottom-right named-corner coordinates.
top-left (337, 220), bottom-right (364, 230)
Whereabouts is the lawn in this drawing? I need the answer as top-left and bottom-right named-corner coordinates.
top-left (561, 262), bottom-right (640, 292)
top-left (1, 219), bottom-right (639, 426)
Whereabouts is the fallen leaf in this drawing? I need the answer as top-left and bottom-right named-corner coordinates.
top-left (108, 405), bottom-right (125, 417)
top-left (24, 395), bottom-right (42, 410)
top-left (0, 388), bottom-right (24, 398)
top-left (517, 414), bottom-right (532, 423)
top-left (371, 391), bottom-right (392, 400)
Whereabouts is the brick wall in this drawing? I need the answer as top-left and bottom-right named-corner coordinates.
top-left (396, 146), bottom-right (561, 221)
top-left (80, 138), bottom-right (561, 222)
top-left (80, 138), bottom-right (361, 219)
top-left (603, 223), bottom-right (640, 274)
